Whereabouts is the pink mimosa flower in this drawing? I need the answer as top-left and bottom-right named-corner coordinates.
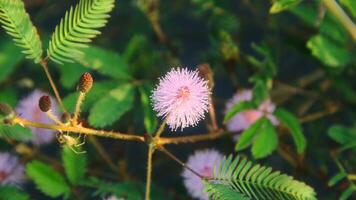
top-left (181, 149), bottom-right (223, 200)
top-left (0, 152), bottom-right (25, 186)
top-left (225, 89), bottom-right (279, 133)
top-left (16, 90), bottom-right (58, 145)
top-left (152, 68), bottom-right (210, 131)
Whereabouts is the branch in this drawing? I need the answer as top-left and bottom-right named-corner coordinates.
top-left (157, 129), bottom-right (228, 145)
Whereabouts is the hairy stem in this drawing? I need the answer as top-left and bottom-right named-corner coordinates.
top-left (46, 110), bottom-right (64, 125)
top-left (154, 120), bottom-right (166, 138)
top-left (12, 117), bottom-right (145, 142)
top-left (208, 101), bottom-right (219, 131)
top-left (158, 129), bottom-right (227, 145)
top-left (39, 59), bottom-right (67, 113)
top-left (145, 145), bottom-right (155, 200)
top-left (321, 0), bottom-right (356, 41)
top-left (72, 92), bottom-right (85, 125)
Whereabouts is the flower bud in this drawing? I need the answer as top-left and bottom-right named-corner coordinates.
top-left (38, 96), bottom-right (51, 112)
top-left (0, 103), bottom-right (13, 118)
top-left (78, 72), bottom-right (93, 93)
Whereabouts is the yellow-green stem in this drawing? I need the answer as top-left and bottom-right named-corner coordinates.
top-left (158, 129), bottom-right (226, 145)
top-left (145, 145), bottom-right (155, 200)
top-left (46, 110), bottom-right (64, 125)
top-left (154, 120), bottom-right (166, 138)
top-left (72, 92), bottom-right (85, 125)
top-left (321, 0), bottom-right (356, 41)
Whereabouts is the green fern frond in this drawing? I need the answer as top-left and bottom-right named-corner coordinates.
top-left (0, 0), bottom-right (43, 63)
top-left (207, 155), bottom-right (317, 200)
top-left (47, 0), bottom-right (115, 64)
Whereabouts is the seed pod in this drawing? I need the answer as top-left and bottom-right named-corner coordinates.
top-left (39, 96), bottom-right (51, 112)
top-left (78, 72), bottom-right (93, 93)
top-left (0, 103), bottom-right (13, 118)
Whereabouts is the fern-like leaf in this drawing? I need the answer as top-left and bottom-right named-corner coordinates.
top-left (47, 0), bottom-right (115, 64)
top-left (204, 182), bottom-right (250, 200)
top-left (0, 0), bottom-right (43, 63)
top-left (207, 155), bottom-right (317, 200)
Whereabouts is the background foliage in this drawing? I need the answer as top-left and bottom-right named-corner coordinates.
top-left (0, 0), bottom-right (355, 199)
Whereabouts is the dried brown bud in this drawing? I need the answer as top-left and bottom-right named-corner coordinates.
top-left (0, 103), bottom-right (13, 118)
top-left (38, 96), bottom-right (51, 112)
top-left (78, 72), bottom-right (93, 93)
top-left (198, 63), bottom-right (214, 89)
top-left (61, 112), bottom-right (71, 123)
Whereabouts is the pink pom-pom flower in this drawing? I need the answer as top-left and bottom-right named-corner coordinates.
top-left (151, 68), bottom-right (210, 131)
top-left (181, 149), bottom-right (223, 200)
top-left (0, 152), bottom-right (25, 186)
top-left (225, 89), bottom-right (279, 133)
top-left (16, 90), bottom-right (58, 145)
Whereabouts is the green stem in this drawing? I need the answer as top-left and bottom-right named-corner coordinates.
top-left (145, 145), bottom-right (155, 200)
top-left (321, 0), bottom-right (356, 41)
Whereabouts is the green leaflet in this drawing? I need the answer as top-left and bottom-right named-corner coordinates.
top-left (274, 108), bottom-right (307, 154)
top-left (89, 84), bottom-right (135, 128)
top-left (224, 101), bottom-right (255, 123)
top-left (0, 186), bottom-right (29, 200)
top-left (235, 117), bottom-right (265, 151)
top-left (47, 0), bottom-right (115, 64)
top-left (75, 46), bottom-right (132, 80)
top-left (251, 119), bottom-right (278, 159)
top-left (307, 34), bottom-right (351, 68)
top-left (210, 155), bottom-right (317, 200)
top-left (0, 41), bottom-right (24, 83)
top-left (26, 160), bottom-right (70, 198)
top-left (0, 0), bottom-right (43, 63)
top-left (139, 84), bottom-right (158, 134)
top-left (62, 147), bottom-right (87, 185)
top-left (204, 182), bottom-right (249, 200)
top-left (270, 0), bottom-right (303, 14)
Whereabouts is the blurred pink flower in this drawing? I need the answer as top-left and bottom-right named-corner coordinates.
top-left (225, 89), bottom-right (279, 133)
top-left (102, 195), bottom-right (123, 200)
top-left (152, 68), bottom-right (210, 131)
top-left (16, 90), bottom-right (58, 145)
top-left (181, 149), bottom-right (223, 200)
top-left (0, 152), bottom-right (25, 186)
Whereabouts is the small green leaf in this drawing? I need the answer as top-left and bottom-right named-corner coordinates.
top-left (252, 80), bottom-right (268, 105)
top-left (224, 101), bottom-right (255, 123)
top-left (340, 186), bottom-right (355, 200)
top-left (0, 186), bottom-right (29, 200)
top-left (26, 160), bottom-right (70, 198)
top-left (75, 46), bottom-right (132, 80)
top-left (328, 171), bottom-right (347, 187)
top-left (62, 147), bottom-right (87, 185)
top-left (139, 85), bottom-right (158, 134)
top-left (270, 0), bottom-right (303, 14)
top-left (341, 0), bottom-right (356, 17)
top-left (63, 81), bottom-right (117, 113)
top-left (274, 108), bottom-right (306, 154)
top-left (328, 125), bottom-right (356, 145)
top-left (235, 117), bottom-right (265, 151)
top-left (252, 119), bottom-right (278, 159)
top-left (0, 124), bottom-right (32, 142)
top-left (307, 34), bottom-right (351, 68)
top-left (89, 84), bottom-right (135, 128)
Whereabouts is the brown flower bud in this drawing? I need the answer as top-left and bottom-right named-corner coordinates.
top-left (198, 63), bottom-right (214, 89)
top-left (78, 72), bottom-right (93, 93)
top-left (38, 96), bottom-right (51, 112)
top-left (0, 103), bottom-right (13, 118)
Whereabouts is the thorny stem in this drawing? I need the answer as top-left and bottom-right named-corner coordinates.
top-left (12, 117), bottom-right (145, 142)
top-left (158, 129), bottom-right (227, 145)
top-left (39, 58), bottom-right (67, 113)
top-left (145, 145), bottom-right (155, 200)
top-left (321, 0), bottom-right (356, 41)
top-left (72, 92), bottom-right (85, 125)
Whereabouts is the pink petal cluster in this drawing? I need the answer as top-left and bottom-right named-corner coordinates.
top-left (181, 149), bottom-right (223, 200)
top-left (152, 68), bottom-right (210, 131)
top-left (16, 90), bottom-right (58, 145)
top-left (225, 89), bottom-right (279, 133)
top-left (0, 152), bottom-right (25, 186)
